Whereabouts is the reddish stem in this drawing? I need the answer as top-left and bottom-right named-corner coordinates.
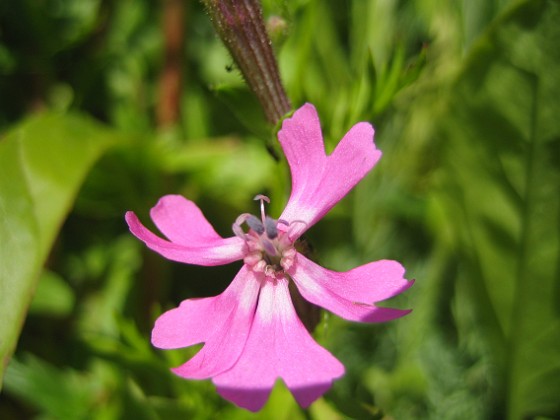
top-left (202, 0), bottom-right (291, 125)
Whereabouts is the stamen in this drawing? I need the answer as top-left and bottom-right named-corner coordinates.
top-left (246, 215), bottom-right (265, 235)
top-left (253, 194), bottom-right (270, 224)
top-left (264, 216), bottom-right (278, 239)
top-left (232, 213), bottom-right (253, 238)
top-left (253, 194), bottom-right (270, 203)
top-left (235, 195), bottom-right (297, 278)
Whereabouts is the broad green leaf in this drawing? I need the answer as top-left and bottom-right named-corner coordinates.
top-left (0, 112), bottom-right (120, 387)
top-left (438, 0), bottom-right (560, 418)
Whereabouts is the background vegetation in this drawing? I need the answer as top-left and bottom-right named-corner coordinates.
top-left (1, 0), bottom-right (558, 418)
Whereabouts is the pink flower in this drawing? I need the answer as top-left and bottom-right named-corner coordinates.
top-left (125, 103), bottom-right (412, 412)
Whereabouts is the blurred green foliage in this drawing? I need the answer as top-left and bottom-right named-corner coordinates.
top-left (0, 0), bottom-right (558, 419)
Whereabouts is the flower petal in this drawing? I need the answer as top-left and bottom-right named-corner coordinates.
top-left (150, 195), bottom-right (225, 245)
top-left (213, 277), bottom-right (344, 412)
top-left (151, 297), bottom-right (216, 350)
top-left (278, 104), bottom-right (381, 238)
top-left (125, 197), bottom-right (245, 266)
top-left (153, 266), bottom-right (261, 378)
top-left (290, 254), bottom-right (413, 323)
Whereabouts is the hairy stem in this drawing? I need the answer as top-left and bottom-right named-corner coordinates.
top-left (202, 0), bottom-right (291, 125)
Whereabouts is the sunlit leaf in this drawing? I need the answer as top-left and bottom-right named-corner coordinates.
top-left (0, 112), bottom-right (121, 386)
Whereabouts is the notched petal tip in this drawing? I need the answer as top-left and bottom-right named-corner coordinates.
top-left (278, 103), bottom-right (384, 237)
top-left (290, 255), bottom-right (413, 324)
top-left (290, 381), bottom-right (339, 408)
top-left (150, 298), bottom-right (209, 350)
top-left (337, 120), bottom-right (380, 164)
top-left (126, 202), bottom-right (245, 266)
top-left (212, 278), bottom-right (344, 411)
top-left (217, 378), bottom-right (341, 412)
top-left (216, 386), bottom-right (273, 412)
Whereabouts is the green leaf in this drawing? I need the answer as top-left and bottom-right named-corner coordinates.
top-left (28, 270), bottom-right (75, 316)
top-left (0, 112), bottom-right (120, 387)
top-left (3, 353), bottom-right (100, 418)
top-left (159, 136), bottom-right (276, 208)
top-left (439, 1), bottom-right (560, 418)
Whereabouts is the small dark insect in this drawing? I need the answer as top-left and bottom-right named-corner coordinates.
top-left (225, 63), bottom-right (234, 72)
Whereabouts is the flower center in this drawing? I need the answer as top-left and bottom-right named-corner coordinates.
top-left (232, 195), bottom-right (297, 278)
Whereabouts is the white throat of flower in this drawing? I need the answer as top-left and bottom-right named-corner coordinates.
top-left (233, 195), bottom-right (297, 278)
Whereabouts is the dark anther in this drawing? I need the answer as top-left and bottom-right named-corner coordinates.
top-left (246, 215), bottom-right (265, 234)
top-left (264, 216), bottom-right (278, 239)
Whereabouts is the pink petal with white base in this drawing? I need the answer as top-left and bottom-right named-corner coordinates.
top-left (279, 104), bottom-right (381, 238)
top-left (153, 266), bottom-right (261, 378)
top-left (213, 277), bottom-right (344, 412)
top-left (290, 254), bottom-right (412, 323)
top-left (125, 204), bottom-right (244, 266)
